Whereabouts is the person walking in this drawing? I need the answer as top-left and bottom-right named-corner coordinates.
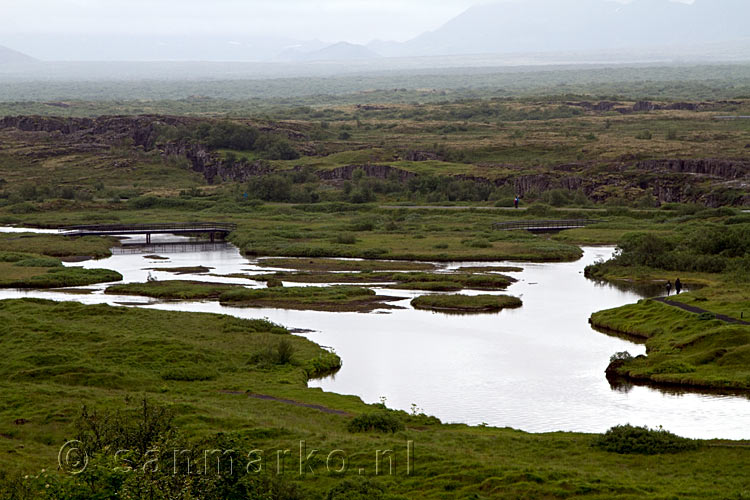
top-left (675, 278), bottom-right (682, 295)
top-left (666, 280), bottom-right (672, 296)
top-left (514, 196), bottom-right (519, 209)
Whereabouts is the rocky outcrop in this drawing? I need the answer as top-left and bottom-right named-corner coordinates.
top-left (633, 101), bottom-right (656, 112)
top-left (0, 114), bottom-right (195, 148)
top-left (160, 142), bottom-right (273, 184)
top-left (2, 114), bottom-right (748, 205)
top-left (314, 164), bottom-right (416, 182)
top-left (635, 159), bottom-right (750, 180)
top-left (568, 100), bottom-right (707, 114)
top-left (0, 115), bottom-right (277, 184)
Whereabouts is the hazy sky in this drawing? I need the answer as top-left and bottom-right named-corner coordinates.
top-left (2, 0), bottom-right (488, 44)
top-left (1, 0), bottom-right (695, 45)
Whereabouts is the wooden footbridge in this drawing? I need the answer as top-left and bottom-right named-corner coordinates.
top-left (61, 222), bottom-right (236, 243)
top-left (493, 219), bottom-right (601, 233)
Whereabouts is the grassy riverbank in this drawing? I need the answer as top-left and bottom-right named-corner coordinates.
top-left (0, 233), bottom-right (117, 259)
top-left (411, 294), bottom-right (522, 313)
top-left (1, 299), bottom-right (749, 499)
top-left (591, 299), bottom-right (750, 390)
top-left (0, 251), bottom-right (121, 288)
top-left (585, 219), bottom-right (750, 390)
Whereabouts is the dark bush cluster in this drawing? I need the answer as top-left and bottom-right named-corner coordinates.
top-left (596, 226), bottom-right (750, 275)
top-left (159, 120), bottom-right (300, 160)
top-left (594, 425), bottom-right (699, 455)
top-left (249, 339), bottom-right (296, 367)
top-left (347, 412), bottom-right (405, 434)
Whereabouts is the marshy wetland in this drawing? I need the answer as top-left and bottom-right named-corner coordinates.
top-left (2, 229), bottom-right (748, 442)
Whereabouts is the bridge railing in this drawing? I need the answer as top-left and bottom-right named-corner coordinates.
top-left (61, 222), bottom-right (237, 233)
top-left (493, 219), bottom-right (602, 231)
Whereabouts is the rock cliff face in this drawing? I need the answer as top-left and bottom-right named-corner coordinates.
top-left (159, 142), bottom-right (273, 184)
top-left (0, 115), bottom-right (194, 148)
top-left (0, 115), bottom-right (270, 184)
top-left (312, 164), bottom-right (416, 182)
top-left (1, 114), bottom-right (748, 206)
top-left (635, 159), bottom-right (750, 180)
top-left (567, 100), bottom-right (737, 114)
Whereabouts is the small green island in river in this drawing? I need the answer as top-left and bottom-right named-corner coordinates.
top-left (2, 4), bottom-right (750, 496)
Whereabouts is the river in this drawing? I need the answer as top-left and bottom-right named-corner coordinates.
top-left (1, 229), bottom-right (748, 439)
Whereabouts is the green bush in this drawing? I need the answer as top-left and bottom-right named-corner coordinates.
top-left (276, 338), bottom-right (295, 365)
top-left (266, 278), bottom-right (284, 288)
top-left (334, 234), bottom-right (357, 245)
top-left (347, 412), bottom-right (405, 434)
top-left (250, 339), bottom-right (295, 367)
top-left (594, 425), bottom-right (699, 454)
top-left (464, 238), bottom-right (492, 249)
top-left (635, 130), bottom-right (653, 140)
top-left (609, 351), bottom-right (633, 363)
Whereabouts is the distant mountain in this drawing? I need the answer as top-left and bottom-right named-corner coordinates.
top-left (0, 35), bottom-right (327, 62)
top-left (371, 0), bottom-right (750, 57)
top-left (0, 45), bottom-right (36, 64)
top-left (277, 42), bottom-right (380, 62)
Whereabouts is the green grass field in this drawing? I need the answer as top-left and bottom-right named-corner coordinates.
top-left (2, 299), bottom-right (749, 499)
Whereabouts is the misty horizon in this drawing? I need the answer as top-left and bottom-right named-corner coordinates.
top-left (1, 0), bottom-right (729, 63)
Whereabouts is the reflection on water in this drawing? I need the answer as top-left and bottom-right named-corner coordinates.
top-left (601, 278), bottom-right (703, 297)
top-left (1, 227), bottom-right (749, 439)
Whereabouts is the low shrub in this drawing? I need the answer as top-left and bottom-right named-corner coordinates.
top-left (609, 351), bottom-right (633, 363)
top-left (249, 339), bottom-right (296, 367)
top-left (347, 412), bottom-right (405, 434)
top-left (326, 477), bottom-right (397, 500)
top-left (594, 425), bottom-right (699, 454)
top-left (334, 234), bottom-right (357, 245)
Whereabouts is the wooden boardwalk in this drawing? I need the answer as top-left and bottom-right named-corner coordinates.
top-left (61, 222), bottom-right (236, 243)
top-left (493, 219), bottom-right (601, 232)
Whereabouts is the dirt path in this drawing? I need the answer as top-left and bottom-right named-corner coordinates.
top-left (653, 297), bottom-right (750, 325)
top-left (219, 390), bottom-right (350, 415)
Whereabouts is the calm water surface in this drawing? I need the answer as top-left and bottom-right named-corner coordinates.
top-left (1, 228), bottom-right (748, 439)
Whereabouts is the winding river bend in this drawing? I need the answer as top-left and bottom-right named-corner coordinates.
top-left (2, 229), bottom-right (749, 439)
